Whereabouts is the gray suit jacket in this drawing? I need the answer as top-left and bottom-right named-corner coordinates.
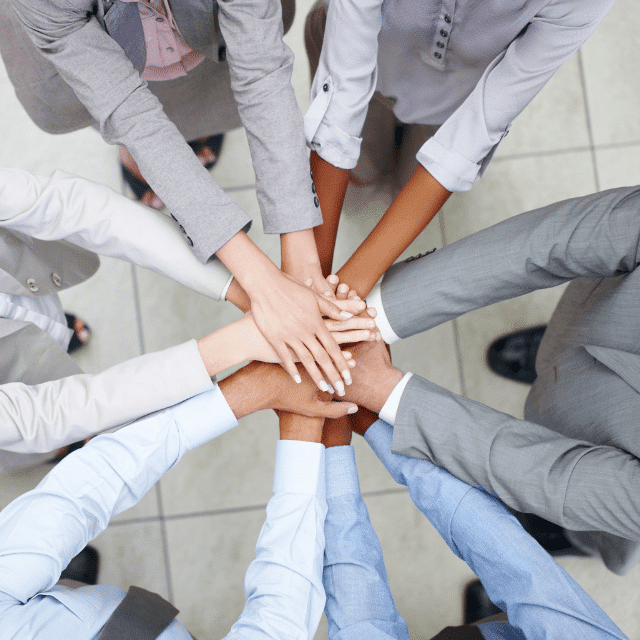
top-left (2, 0), bottom-right (321, 262)
top-left (379, 187), bottom-right (640, 573)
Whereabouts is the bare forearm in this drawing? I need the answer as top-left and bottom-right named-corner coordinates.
top-left (224, 278), bottom-right (251, 312)
top-left (310, 152), bottom-right (350, 277)
top-left (338, 165), bottom-right (451, 297)
top-left (279, 412), bottom-right (324, 443)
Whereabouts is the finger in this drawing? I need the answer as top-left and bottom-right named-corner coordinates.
top-left (328, 297), bottom-right (368, 315)
top-left (304, 278), bottom-right (313, 288)
top-left (331, 330), bottom-right (377, 344)
top-left (314, 275), bottom-right (336, 298)
top-left (347, 289), bottom-right (360, 300)
top-left (310, 400), bottom-right (358, 419)
top-left (276, 345), bottom-right (302, 384)
top-left (326, 274), bottom-right (339, 295)
top-left (366, 306), bottom-right (378, 318)
top-left (317, 295), bottom-right (368, 320)
top-left (336, 283), bottom-right (349, 301)
top-left (292, 340), bottom-right (331, 393)
top-left (324, 317), bottom-right (377, 332)
top-left (306, 336), bottom-right (345, 395)
top-left (316, 326), bottom-right (352, 389)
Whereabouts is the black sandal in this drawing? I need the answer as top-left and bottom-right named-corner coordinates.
top-left (121, 134), bottom-right (224, 203)
top-left (65, 313), bottom-right (91, 354)
top-left (187, 133), bottom-right (224, 170)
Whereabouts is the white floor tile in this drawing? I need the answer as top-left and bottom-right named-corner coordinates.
top-left (495, 55), bottom-right (590, 159)
top-left (581, 0), bottom-right (640, 146)
top-left (596, 145), bottom-right (640, 191)
top-left (93, 520), bottom-right (170, 599)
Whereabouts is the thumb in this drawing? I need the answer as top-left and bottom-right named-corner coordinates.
top-left (313, 400), bottom-right (358, 419)
top-left (317, 295), bottom-right (365, 321)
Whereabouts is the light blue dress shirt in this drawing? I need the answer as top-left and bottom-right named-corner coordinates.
top-left (363, 420), bottom-right (628, 640)
top-left (0, 386), bottom-right (328, 640)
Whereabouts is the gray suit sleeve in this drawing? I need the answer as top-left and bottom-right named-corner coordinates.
top-left (217, 0), bottom-right (323, 235)
top-left (11, 0), bottom-right (251, 262)
top-left (381, 186), bottom-right (640, 338)
top-left (392, 374), bottom-right (640, 541)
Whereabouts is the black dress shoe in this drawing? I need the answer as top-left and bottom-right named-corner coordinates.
top-left (514, 513), bottom-right (590, 558)
top-left (60, 546), bottom-right (100, 585)
top-left (464, 579), bottom-right (502, 624)
top-left (486, 325), bottom-right (546, 384)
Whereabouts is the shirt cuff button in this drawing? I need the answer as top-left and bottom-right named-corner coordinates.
top-left (314, 196), bottom-right (320, 207)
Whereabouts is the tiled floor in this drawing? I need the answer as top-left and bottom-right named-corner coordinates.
top-left (1, 0), bottom-right (640, 637)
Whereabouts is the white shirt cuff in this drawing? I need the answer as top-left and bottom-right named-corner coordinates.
top-left (367, 283), bottom-right (401, 345)
top-left (176, 384), bottom-right (239, 450)
top-left (379, 373), bottom-right (413, 426)
top-left (274, 440), bottom-right (326, 499)
top-left (220, 274), bottom-right (234, 302)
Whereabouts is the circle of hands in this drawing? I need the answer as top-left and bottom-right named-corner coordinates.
top-left (236, 273), bottom-right (393, 426)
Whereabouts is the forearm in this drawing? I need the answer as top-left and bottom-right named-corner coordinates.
top-left (309, 152), bottom-right (350, 277)
top-left (279, 412), bottom-right (324, 443)
top-left (366, 421), bottom-right (627, 640)
top-left (324, 446), bottom-right (409, 640)
top-left (0, 386), bottom-right (236, 602)
top-left (0, 341), bottom-right (214, 454)
top-left (337, 166), bottom-right (450, 297)
top-left (224, 440), bottom-right (327, 640)
top-left (216, 231), bottom-right (280, 296)
top-left (281, 228), bottom-right (323, 283)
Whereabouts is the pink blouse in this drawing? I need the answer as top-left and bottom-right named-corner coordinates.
top-left (121, 0), bottom-right (205, 81)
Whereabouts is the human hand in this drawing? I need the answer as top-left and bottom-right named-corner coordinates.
top-left (247, 268), bottom-right (366, 393)
top-left (340, 339), bottom-right (404, 416)
top-left (239, 311), bottom-right (378, 365)
top-left (218, 361), bottom-right (358, 420)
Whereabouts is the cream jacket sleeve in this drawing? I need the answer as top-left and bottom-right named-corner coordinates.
top-left (0, 167), bottom-right (233, 298)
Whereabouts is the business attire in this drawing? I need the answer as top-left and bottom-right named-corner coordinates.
top-left (0, 167), bottom-right (233, 472)
top-left (0, 385), bottom-right (329, 639)
top-left (367, 185), bottom-right (640, 575)
top-left (3, 0), bottom-right (320, 262)
top-left (304, 0), bottom-right (613, 190)
top-left (352, 420), bottom-right (628, 639)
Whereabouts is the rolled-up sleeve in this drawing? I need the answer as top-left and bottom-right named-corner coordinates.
top-left (305, 0), bottom-right (383, 169)
top-left (418, 0), bottom-right (615, 192)
top-left (10, 0), bottom-right (251, 262)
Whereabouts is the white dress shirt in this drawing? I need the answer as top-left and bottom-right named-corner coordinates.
top-left (0, 386), bottom-right (328, 640)
top-left (305, 0), bottom-right (613, 191)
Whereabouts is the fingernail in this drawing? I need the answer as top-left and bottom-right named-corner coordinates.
top-left (341, 311), bottom-right (353, 318)
top-left (327, 275), bottom-right (339, 284)
top-left (348, 359), bottom-right (356, 367)
top-left (342, 370), bottom-right (352, 385)
top-left (294, 374), bottom-right (302, 384)
top-left (319, 380), bottom-right (329, 392)
top-left (335, 381), bottom-right (345, 396)
top-left (338, 284), bottom-right (348, 293)
top-left (327, 384), bottom-right (335, 394)
top-left (348, 406), bottom-right (358, 414)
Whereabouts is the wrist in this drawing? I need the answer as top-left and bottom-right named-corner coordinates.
top-left (280, 229), bottom-right (322, 277)
top-left (279, 412), bottom-right (324, 443)
top-left (196, 318), bottom-right (252, 377)
top-left (218, 362), bottom-right (273, 420)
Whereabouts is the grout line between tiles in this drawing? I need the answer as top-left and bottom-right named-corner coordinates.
top-left (155, 483), bottom-right (176, 604)
top-left (111, 487), bottom-right (409, 527)
top-left (439, 212), bottom-right (468, 398)
top-left (577, 50), bottom-right (601, 192)
top-left (223, 183), bottom-right (256, 193)
top-left (129, 264), bottom-right (146, 356)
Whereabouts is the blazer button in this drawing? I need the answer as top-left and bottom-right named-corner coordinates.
top-left (51, 272), bottom-right (62, 287)
top-left (26, 278), bottom-right (39, 293)
top-left (314, 196), bottom-right (320, 208)
top-left (312, 183), bottom-right (316, 194)
top-left (323, 83), bottom-right (329, 92)
top-left (310, 169), bottom-right (313, 179)
top-left (186, 236), bottom-right (194, 247)
top-left (179, 224), bottom-right (186, 234)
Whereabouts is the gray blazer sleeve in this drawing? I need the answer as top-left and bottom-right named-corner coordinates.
top-left (10, 0), bottom-right (251, 262)
top-left (217, 0), bottom-right (323, 235)
top-left (392, 374), bottom-right (640, 541)
top-left (380, 186), bottom-right (640, 338)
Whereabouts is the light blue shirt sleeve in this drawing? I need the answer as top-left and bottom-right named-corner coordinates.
top-left (323, 445), bottom-right (409, 640)
top-left (0, 386), bottom-right (237, 639)
top-left (365, 420), bottom-right (629, 640)
top-left (223, 439), bottom-right (327, 640)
